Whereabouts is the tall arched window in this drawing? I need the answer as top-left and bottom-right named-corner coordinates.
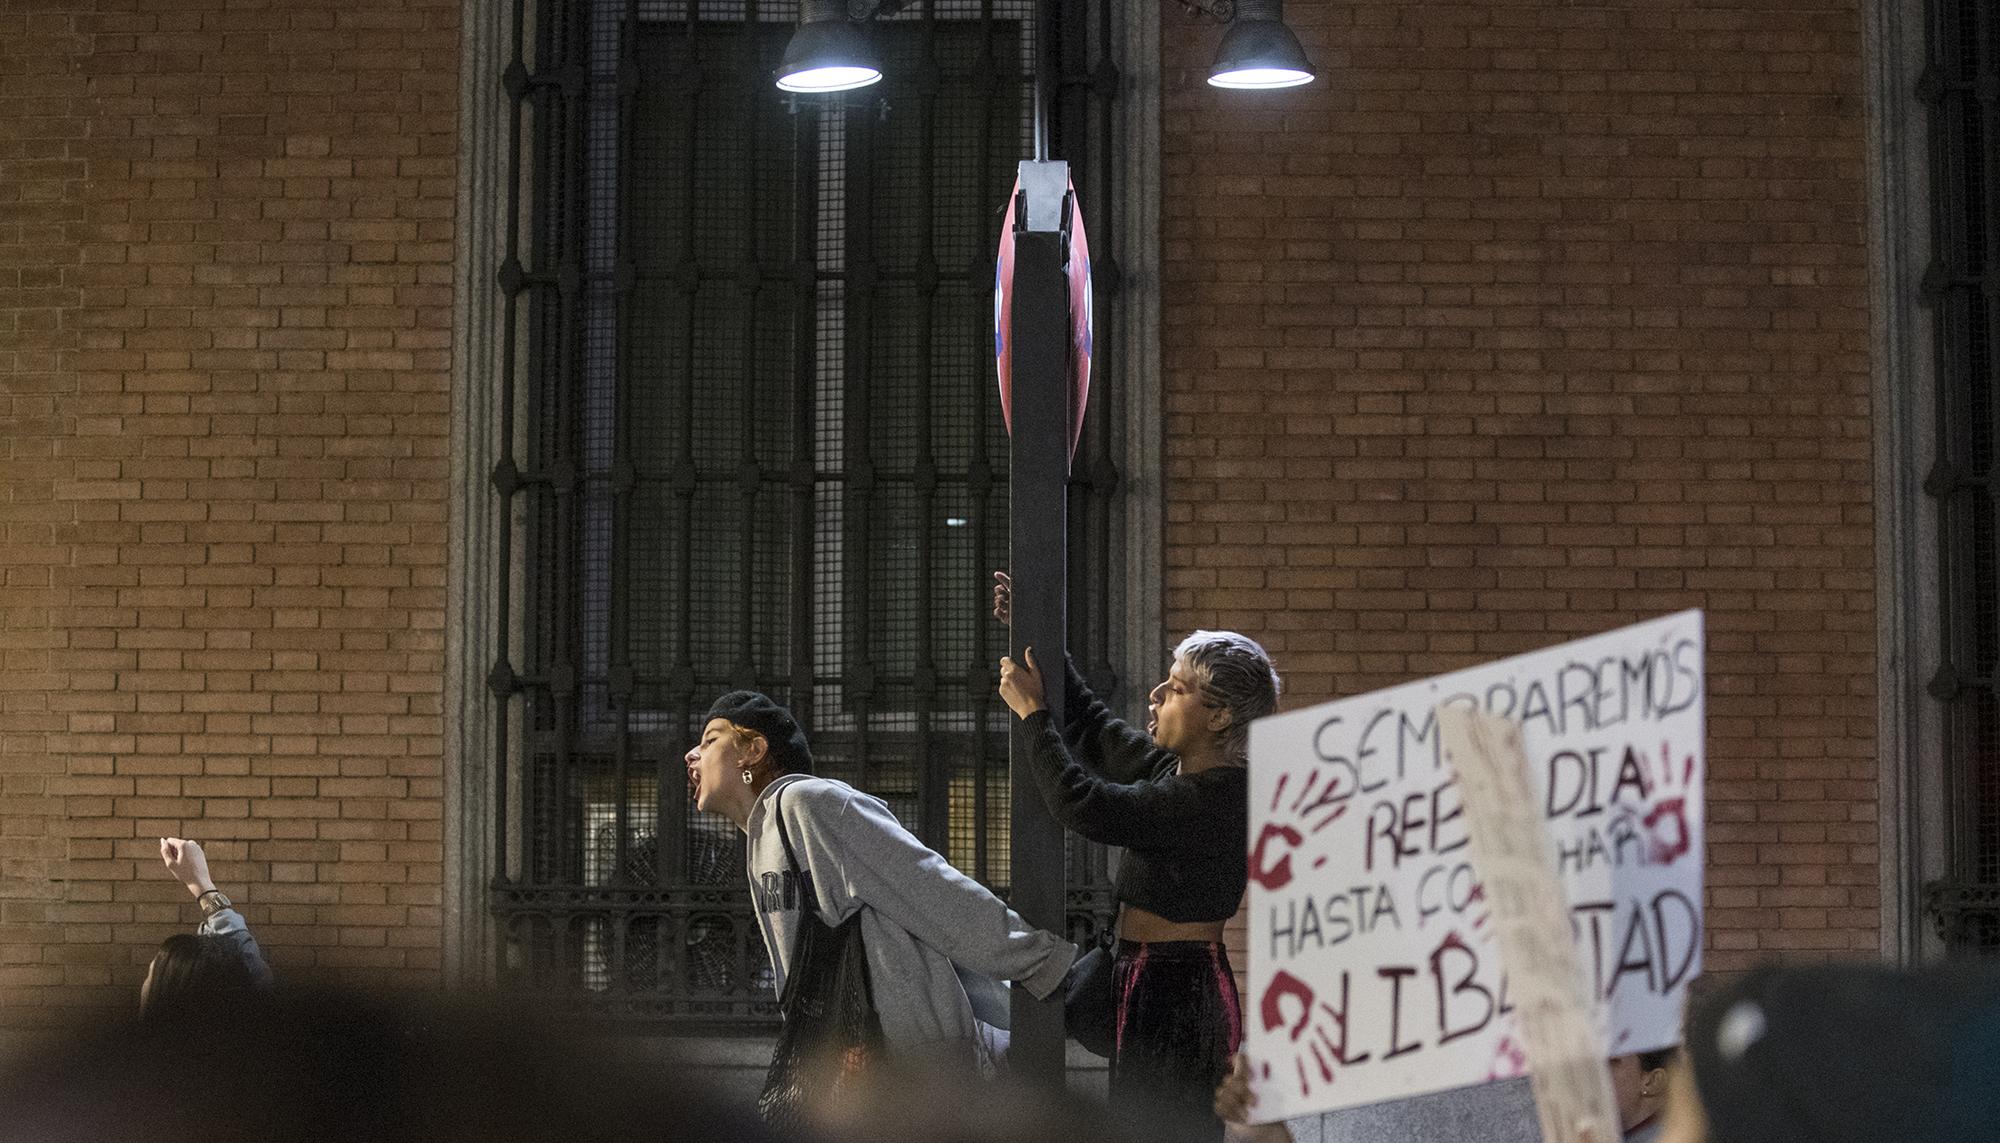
top-left (1922, 0), bottom-right (2000, 953)
top-left (481, 0), bottom-right (1136, 1023)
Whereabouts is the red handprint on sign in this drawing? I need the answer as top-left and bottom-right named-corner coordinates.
top-left (1644, 796), bottom-right (1690, 865)
top-left (1251, 823), bottom-right (1304, 891)
top-left (1643, 740), bottom-right (1697, 864)
top-left (1260, 969), bottom-right (1315, 1041)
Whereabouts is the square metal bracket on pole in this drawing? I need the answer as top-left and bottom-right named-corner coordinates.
top-left (1007, 157), bottom-right (1074, 1082)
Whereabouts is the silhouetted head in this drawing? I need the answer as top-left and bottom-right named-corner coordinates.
top-left (139, 933), bottom-right (257, 1018)
top-left (1673, 961), bottom-right (2000, 1143)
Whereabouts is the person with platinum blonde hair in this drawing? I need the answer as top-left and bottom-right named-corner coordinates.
top-left (1167, 629), bottom-right (1284, 762)
top-left (993, 572), bottom-right (1280, 1143)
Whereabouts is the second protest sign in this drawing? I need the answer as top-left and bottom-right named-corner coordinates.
top-left (1243, 610), bottom-right (1706, 1122)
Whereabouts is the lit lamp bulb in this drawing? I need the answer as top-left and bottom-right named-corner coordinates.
top-left (1207, 0), bottom-right (1316, 90)
top-left (776, 0), bottom-right (882, 94)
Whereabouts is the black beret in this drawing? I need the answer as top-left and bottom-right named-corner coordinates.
top-left (702, 691), bottom-right (814, 776)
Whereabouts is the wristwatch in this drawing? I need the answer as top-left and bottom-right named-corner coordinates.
top-left (196, 888), bottom-right (232, 917)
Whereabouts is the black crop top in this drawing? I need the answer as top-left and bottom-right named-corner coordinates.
top-left (1012, 659), bottom-right (1248, 924)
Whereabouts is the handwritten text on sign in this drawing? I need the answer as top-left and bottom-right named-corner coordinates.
top-left (1243, 611), bottom-right (1705, 1121)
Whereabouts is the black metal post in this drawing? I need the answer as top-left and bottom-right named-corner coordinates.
top-left (1031, 0), bottom-right (1054, 161)
top-left (1007, 158), bottom-right (1073, 1083)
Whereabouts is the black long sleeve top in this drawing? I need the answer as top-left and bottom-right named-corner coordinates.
top-left (1012, 658), bottom-right (1248, 924)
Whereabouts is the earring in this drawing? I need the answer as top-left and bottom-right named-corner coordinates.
top-left (741, 769), bottom-right (754, 785)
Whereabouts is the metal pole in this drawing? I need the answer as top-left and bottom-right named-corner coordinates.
top-left (1007, 158), bottom-right (1073, 1084)
top-left (1032, 0), bottom-right (1054, 161)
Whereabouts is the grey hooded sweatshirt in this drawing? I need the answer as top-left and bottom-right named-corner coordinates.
top-left (746, 772), bottom-right (1077, 1056)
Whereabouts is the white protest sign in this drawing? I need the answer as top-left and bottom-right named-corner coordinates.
top-left (1243, 611), bottom-right (1704, 1121)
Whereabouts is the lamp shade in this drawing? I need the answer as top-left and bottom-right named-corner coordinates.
top-left (1208, 0), bottom-right (1315, 89)
top-left (776, 3), bottom-right (881, 93)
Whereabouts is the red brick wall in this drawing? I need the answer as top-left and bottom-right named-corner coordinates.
top-left (0, 0), bottom-right (1882, 1033)
top-left (1161, 0), bottom-right (1878, 972)
top-left (0, 0), bottom-right (457, 1031)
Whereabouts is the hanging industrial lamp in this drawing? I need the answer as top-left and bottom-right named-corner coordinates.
top-left (1207, 0), bottom-right (1316, 89)
top-left (775, 0), bottom-right (882, 94)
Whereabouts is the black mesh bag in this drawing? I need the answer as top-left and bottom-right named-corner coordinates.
top-left (1063, 929), bottom-right (1117, 1058)
top-left (756, 793), bottom-right (885, 1130)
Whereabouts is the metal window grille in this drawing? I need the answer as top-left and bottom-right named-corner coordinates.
top-left (490, 0), bottom-right (1130, 1024)
top-left (1922, 0), bottom-right (2000, 953)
